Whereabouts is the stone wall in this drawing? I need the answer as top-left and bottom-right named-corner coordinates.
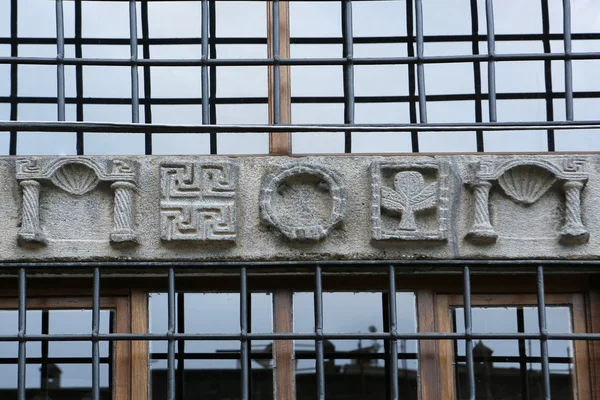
top-left (0, 154), bottom-right (596, 261)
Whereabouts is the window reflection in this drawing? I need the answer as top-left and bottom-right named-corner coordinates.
top-left (453, 306), bottom-right (575, 400)
top-left (294, 292), bottom-right (418, 400)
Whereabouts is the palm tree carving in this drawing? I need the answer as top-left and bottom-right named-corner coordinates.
top-left (380, 171), bottom-right (438, 231)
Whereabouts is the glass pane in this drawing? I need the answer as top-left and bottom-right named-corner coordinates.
top-left (453, 305), bottom-right (575, 400)
top-left (0, 308), bottom-right (114, 399)
top-left (149, 292), bottom-right (273, 400)
top-left (294, 291), bottom-right (418, 400)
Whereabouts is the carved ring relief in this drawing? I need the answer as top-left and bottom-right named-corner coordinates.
top-left (466, 158), bottom-right (589, 245)
top-left (260, 163), bottom-right (347, 242)
top-left (15, 158), bottom-right (139, 246)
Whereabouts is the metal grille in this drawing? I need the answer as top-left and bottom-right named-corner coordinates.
top-left (1, 0), bottom-right (600, 154)
top-left (1, 261), bottom-right (600, 400)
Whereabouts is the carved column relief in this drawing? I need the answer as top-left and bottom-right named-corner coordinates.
top-left (15, 158), bottom-right (139, 247)
top-left (18, 180), bottom-right (46, 245)
top-left (110, 182), bottom-right (138, 244)
top-left (465, 158), bottom-right (589, 245)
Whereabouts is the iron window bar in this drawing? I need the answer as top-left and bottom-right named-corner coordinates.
top-left (6, 262), bottom-right (598, 400)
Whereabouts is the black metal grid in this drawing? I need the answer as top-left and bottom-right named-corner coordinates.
top-left (1, 261), bottom-right (600, 400)
top-left (1, 0), bottom-right (599, 154)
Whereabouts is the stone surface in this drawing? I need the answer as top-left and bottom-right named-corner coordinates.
top-left (0, 154), bottom-right (598, 262)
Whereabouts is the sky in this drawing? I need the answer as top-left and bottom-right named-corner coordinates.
top-left (0, 0), bottom-right (599, 393)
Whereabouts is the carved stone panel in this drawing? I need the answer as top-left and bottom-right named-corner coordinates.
top-left (259, 163), bottom-right (347, 242)
top-left (371, 161), bottom-right (449, 242)
top-left (160, 161), bottom-right (238, 242)
top-left (465, 158), bottom-right (589, 245)
top-left (15, 157), bottom-right (139, 246)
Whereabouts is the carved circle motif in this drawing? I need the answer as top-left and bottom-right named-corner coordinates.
top-left (51, 163), bottom-right (100, 195)
top-left (260, 163), bottom-right (347, 242)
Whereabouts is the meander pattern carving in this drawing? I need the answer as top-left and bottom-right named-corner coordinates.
top-left (160, 161), bottom-right (238, 242)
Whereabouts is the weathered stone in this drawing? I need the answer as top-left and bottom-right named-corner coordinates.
top-left (259, 163), bottom-right (346, 242)
top-left (0, 154), bottom-right (596, 262)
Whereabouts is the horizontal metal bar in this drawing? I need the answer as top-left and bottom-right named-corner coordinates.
top-left (3, 120), bottom-right (600, 134)
top-left (0, 52), bottom-right (599, 67)
top-left (0, 332), bottom-right (597, 341)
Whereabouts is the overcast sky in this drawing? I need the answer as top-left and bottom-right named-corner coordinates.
top-left (0, 0), bottom-right (598, 392)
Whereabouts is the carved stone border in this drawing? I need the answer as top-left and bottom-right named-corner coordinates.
top-left (466, 157), bottom-right (589, 245)
top-left (371, 160), bottom-right (449, 242)
top-left (16, 157), bottom-right (139, 246)
top-left (259, 163), bottom-right (347, 242)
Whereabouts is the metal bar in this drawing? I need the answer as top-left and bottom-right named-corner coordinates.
top-left (1, 331), bottom-right (600, 341)
top-left (2, 52), bottom-right (600, 66)
top-left (92, 267), bottom-right (101, 400)
top-left (540, 0), bottom-right (556, 151)
top-left (452, 309), bottom-right (462, 399)
top-left (469, 0), bottom-right (484, 151)
top-left (167, 268), bottom-right (176, 400)
top-left (272, 0), bottom-right (281, 125)
top-left (74, 0), bottom-right (84, 154)
top-left (55, 0), bottom-right (66, 122)
top-left (240, 268), bottom-right (249, 400)
top-left (140, 1), bottom-right (152, 155)
top-left (414, 0), bottom-right (427, 123)
top-left (201, 0), bottom-right (210, 125)
top-left (17, 268), bottom-right (26, 400)
top-left (315, 265), bottom-right (325, 400)
top-left (342, 0), bottom-right (354, 153)
top-left (517, 308), bottom-right (530, 399)
top-left (463, 266), bottom-right (475, 400)
top-left (129, 0), bottom-right (140, 124)
top-left (41, 310), bottom-right (49, 393)
top-left (563, 0), bottom-right (574, 121)
top-left (176, 293), bottom-right (185, 400)
top-left (485, 0), bottom-right (497, 122)
top-left (537, 266), bottom-right (552, 399)
top-left (5, 120), bottom-right (600, 133)
top-left (382, 293), bottom-right (391, 400)
top-left (209, 0), bottom-right (217, 154)
top-left (9, 0), bottom-right (18, 155)
top-left (388, 265), bottom-right (399, 400)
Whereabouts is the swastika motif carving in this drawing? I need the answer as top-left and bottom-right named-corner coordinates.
top-left (160, 161), bottom-right (238, 242)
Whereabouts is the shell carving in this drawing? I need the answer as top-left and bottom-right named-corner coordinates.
top-left (498, 165), bottom-right (556, 205)
top-left (51, 163), bottom-right (100, 195)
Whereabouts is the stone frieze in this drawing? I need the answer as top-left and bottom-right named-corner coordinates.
top-left (0, 154), bottom-right (596, 261)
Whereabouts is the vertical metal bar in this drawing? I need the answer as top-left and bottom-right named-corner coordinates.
top-left (485, 0), bottom-right (497, 122)
top-left (240, 267), bottom-right (249, 400)
top-left (176, 294), bottom-right (185, 400)
top-left (272, 0), bottom-right (281, 125)
top-left (201, 0), bottom-right (210, 125)
top-left (405, 0), bottom-right (419, 152)
top-left (463, 266), bottom-right (475, 400)
top-left (167, 268), bottom-right (176, 400)
top-left (414, 0), bottom-right (427, 123)
top-left (314, 265), bottom-right (325, 400)
top-left (40, 311), bottom-right (49, 394)
top-left (9, 0), bottom-right (18, 155)
top-left (388, 265), bottom-right (399, 400)
top-left (17, 268), bottom-right (26, 400)
top-left (129, 0), bottom-right (140, 124)
top-left (92, 267), bottom-right (101, 400)
top-left (452, 309), bottom-right (462, 399)
top-left (140, 1), bottom-right (152, 155)
top-left (563, 0), bottom-right (574, 121)
top-left (469, 0), bottom-right (484, 152)
top-left (537, 266), bottom-right (552, 400)
top-left (540, 0), bottom-right (556, 151)
top-left (75, 0), bottom-right (84, 155)
top-left (108, 310), bottom-right (115, 397)
top-left (342, 0), bottom-right (354, 153)
top-left (55, 0), bottom-right (66, 122)
top-left (382, 293), bottom-right (391, 400)
top-left (209, 0), bottom-right (217, 154)
top-left (517, 308), bottom-right (531, 399)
